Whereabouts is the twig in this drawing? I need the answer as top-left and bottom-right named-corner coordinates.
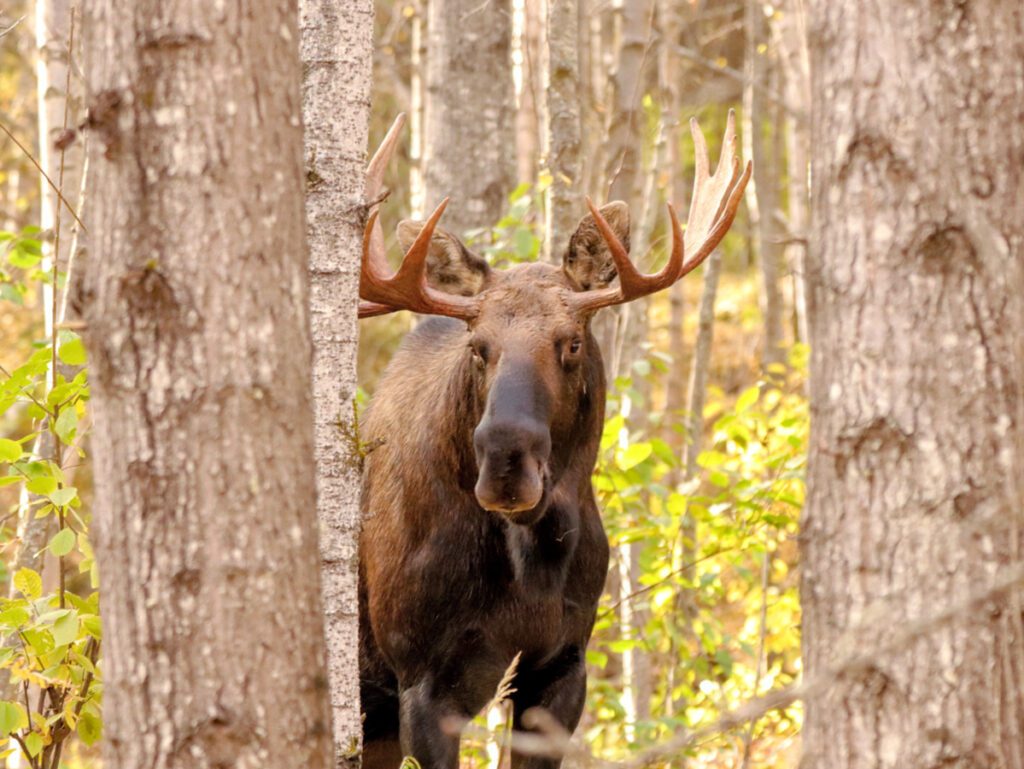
top-left (0, 122), bottom-right (86, 232)
top-left (674, 45), bottom-right (804, 121)
top-left (0, 15), bottom-right (24, 39)
top-left (597, 546), bottom-right (735, 621)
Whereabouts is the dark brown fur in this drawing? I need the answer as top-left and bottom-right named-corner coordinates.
top-left (360, 218), bottom-right (629, 769)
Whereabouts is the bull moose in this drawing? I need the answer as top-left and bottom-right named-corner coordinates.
top-left (357, 113), bottom-right (751, 769)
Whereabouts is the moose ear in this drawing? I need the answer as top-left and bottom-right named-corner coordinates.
top-left (562, 201), bottom-right (630, 291)
top-left (396, 220), bottom-right (492, 297)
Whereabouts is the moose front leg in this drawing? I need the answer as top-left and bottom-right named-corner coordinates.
top-left (510, 651), bottom-right (587, 769)
top-left (399, 680), bottom-right (465, 769)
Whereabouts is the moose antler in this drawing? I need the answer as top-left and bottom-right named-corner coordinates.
top-left (360, 198), bottom-right (480, 319)
top-left (358, 114), bottom-right (481, 320)
top-left (567, 110), bottom-right (752, 313)
top-left (358, 110), bottom-right (751, 319)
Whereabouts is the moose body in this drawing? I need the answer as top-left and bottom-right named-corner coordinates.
top-left (356, 112), bottom-right (750, 769)
top-left (360, 304), bottom-right (609, 769)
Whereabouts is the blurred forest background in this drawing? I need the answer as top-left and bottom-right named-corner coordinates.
top-left (361, 1), bottom-right (807, 766)
top-left (1, 0), bottom-right (1022, 768)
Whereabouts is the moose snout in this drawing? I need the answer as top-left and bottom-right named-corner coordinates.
top-left (473, 418), bottom-right (551, 519)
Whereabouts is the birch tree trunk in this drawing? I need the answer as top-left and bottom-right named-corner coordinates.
top-left (82, 2), bottom-right (334, 767)
top-left (423, 0), bottom-right (515, 234)
top-left (802, 2), bottom-right (1024, 767)
top-left (299, 2), bottom-right (373, 766)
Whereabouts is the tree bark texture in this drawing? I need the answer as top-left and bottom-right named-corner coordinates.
top-left (743, 0), bottom-right (785, 367)
top-left (410, 0), bottom-right (427, 218)
top-left (515, 0), bottom-right (543, 189)
top-left (802, 3), bottom-right (1024, 768)
top-left (603, 0), bottom-right (652, 205)
top-left (82, 2), bottom-right (334, 768)
top-left (299, 1), bottom-right (373, 765)
top-left (544, 0), bottom-right (582, 262)
top-left (423, 0), bottom-right (515, 234)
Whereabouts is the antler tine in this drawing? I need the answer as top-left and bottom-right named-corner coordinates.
top-left (359, 199), bottom-right (480, 320)
top-left (680, 157), bottom-right (752, 273)
top-left (358, 114), bottom-right (408, 318)
top-left (568, 114), bottom-right (751, 314)
top-left (364, 113), bottom-right (407, 277)
top-left (569, 199), bottom-right (685, 313)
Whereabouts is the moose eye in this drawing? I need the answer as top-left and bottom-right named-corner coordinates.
top-left (470, 342), bottom-right (489, 366)
top-left (560, 337), bottom-right (583, 367)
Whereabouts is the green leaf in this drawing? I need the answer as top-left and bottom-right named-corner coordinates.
top-left (0, 439), bottom-right (21, 462)
top-left (618, 443), bottom-right (652, 471)
top-left (0, 701), bottom-right (27, 736)
top-left (51, 612), bottom-right (78, 647)
top-left (77, 711), bottom-right (102, 746)
top-left (0, 606), bottom-right (30, 628)
top-left (81, 614), bottom-right (102, 639)
top-left (25, 476), bottom-right (57, 496)
top-left (23, 731), bottom-right (42, 757)
top-left (13, 568), bottom-right (42, 600)
top-left (736, 385), bottom-right (760, 413)
top-left (54, 407), bottom-right (77, 444)
top-left (57, 337), bottom-right (86, 366)
top-left (7, 243), bottom-right (41, 269)
top-left (48, 528), bottom-right (76, 557)
top-left (49, 486), bottom-right (77, 507)
top-left (708, 469), bottom-right (730, 488)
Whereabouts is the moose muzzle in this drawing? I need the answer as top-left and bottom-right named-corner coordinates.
top-left (473, 416), bottom-right (551, 523)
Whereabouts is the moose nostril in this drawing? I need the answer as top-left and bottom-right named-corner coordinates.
top-left (506, 450), bottom-right (523, 474)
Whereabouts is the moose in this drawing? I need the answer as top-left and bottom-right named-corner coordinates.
top-left (357, 113), bottom-right (751, 769)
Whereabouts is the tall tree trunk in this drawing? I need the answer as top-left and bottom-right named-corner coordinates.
top-left (544, 0), bottom-right (582, 261)
top-left (82, 2), bottom-right (335, 767)
top-left (802, 3), bottom-right (1024, 768)
top-left (743, 0), bottom-right (785, 367)
top-left (777, 0), bottom-right (810, 345)
top-left (410, 0), bottom-right (427, 219)
top-left (660, 0), bottom-right (687, 442)
top-left (604, 0), bottom-right (651, 204)
top-left (423, 0), bottom-right (515, 234)
top-left (300, 1), bottom-right (373, 766)
top-left (515, 0), bottom-right (543, 189)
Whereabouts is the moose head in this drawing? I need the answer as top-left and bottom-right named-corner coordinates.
top-left (358, 114), bottom-right (751, 524)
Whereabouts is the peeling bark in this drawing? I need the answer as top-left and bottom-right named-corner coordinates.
top-left (82, 2), bottom-right (334, 767)
top-left (802, 2), bottom-right (1024, 767)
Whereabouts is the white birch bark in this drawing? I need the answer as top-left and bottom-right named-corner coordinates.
top-left (299, 1), bottom-right (374, 766)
